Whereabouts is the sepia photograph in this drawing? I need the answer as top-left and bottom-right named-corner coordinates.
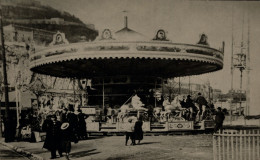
top-left (0, 0), bottom-right (259, 159)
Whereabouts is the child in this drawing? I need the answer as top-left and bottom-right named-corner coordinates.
top-left (125, 119), bottom-right (135, 146)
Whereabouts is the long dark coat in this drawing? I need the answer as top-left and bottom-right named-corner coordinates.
top-left (215, 111), bottom-right (225, 123)
top-left (67, 112), bottom-right (78, 132)
top-left (42, 119), bottom-right (62, 151)
top-left (61, 126), bottom-right (73, 153)
top-left (77, 112), bottom-right (87, 137)
top-left (134, 120), bottom-right (143, 140)
top-left (66, 112), bottom-right (79, 143)
top-left (196, 96), bottom-right (208, 106)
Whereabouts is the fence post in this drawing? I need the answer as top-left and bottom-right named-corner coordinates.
top-left (252, 130), bottom-right (255, 160)
top-left (256, 130), bottom-right (260, 159)
top-left (231, 130), bottom-right (234, 160)
top-left (213, 134), bottom-right (217, 160)
top-left (222, 130), bottom-right (225, 160)
top-left (236, 131), bottom-right (238, 159)
top-left (244, 130), bottom-right (247, 160)
top-left (218, 131), bottom-right (221, 160)
top-left (248, 130), bottom-right (251, 160)
top-left (240, 130), bottom-right (243, 160)
top-left (253, 130), bottom-right (257, 159)
top-left (227, 131), bottom-right (232, 160)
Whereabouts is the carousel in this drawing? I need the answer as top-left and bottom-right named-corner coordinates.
top-left (29, 16), bottom-right (224, 133)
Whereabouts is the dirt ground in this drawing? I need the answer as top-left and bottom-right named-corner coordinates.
top-left (5, 134), bottom-right (214, 160)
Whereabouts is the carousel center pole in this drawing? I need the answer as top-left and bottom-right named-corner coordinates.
top-left (73, 78), bottom-right (76, 109)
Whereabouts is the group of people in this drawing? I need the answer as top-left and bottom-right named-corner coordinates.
top-left (114, 92), bottom-right (214, 123)
top-left (42, 106), bottom-right (87, 159)
top-left (152, 92), bottom-right (212, 122)
top-left (125, 117), bottom-right (144, 146)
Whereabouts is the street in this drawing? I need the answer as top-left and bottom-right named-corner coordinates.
top-left (0, 143), bottom-right (29, 160)
top-left (1, 134), bottom-right (213, 160)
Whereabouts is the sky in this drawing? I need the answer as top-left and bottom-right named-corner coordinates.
top-left (40, 0), bottom-right (260, 114)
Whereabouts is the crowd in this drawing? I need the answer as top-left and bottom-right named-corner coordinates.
top-left (114, 92), bottom-right (216, 124)
top-left (153, 92), bottom-right (218, 123)
top-left (42, 106), bottom-right (87, 160)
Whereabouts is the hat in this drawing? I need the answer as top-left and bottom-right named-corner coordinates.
top-left (68, 104), bottom-right (74, 112)
top-left (61, 122), bottom-right (70, 130)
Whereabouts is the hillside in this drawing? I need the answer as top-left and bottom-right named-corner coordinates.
top-left (1, 0), bottom-right (98, 42)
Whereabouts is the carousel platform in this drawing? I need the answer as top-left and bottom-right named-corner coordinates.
top-left (86, 120), bottom-right (214, 134)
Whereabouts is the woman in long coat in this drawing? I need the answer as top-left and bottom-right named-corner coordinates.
top-left (134, 117), bottom-right (143, 145)
top-left (77, 110), bottom-right (87, 140)
top-left (42, 115), bottom-right (62, 159)
top-left (60, 122), bottom-right (73, 159)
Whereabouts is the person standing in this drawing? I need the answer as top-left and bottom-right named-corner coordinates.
top-left (60, 122), bottom-right (73, 160)
top-left (214, 107), bottom-right (225, 133)
top-left (77, 109), bottom-right (87, 140)
top-left (60, 108), bottom-right (68, 123)
top-left (66, 106), bottom-right (79, 143)
top-left (185, 95), bottom-right (196, 121)
top-left (125, 119), bottom-right (135, 146)
top-left (147, 105), bottom-right (154, 122)
top-left (134, 117), bottom-right (143, 145)
top-left (195, 93), bottom-right (208, 121)
top-left (42, 115), bottom-right (62, 159)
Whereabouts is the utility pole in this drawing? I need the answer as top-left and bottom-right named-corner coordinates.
top-left (0, 4), bottom-right (11, 142)
top-left (232, 9), bottom-right (247, 116)
top-left (231, 5), bottom-right (234, 91)
top-left (246, 10), bottom-right (250, 116)
top-left (0, 83), bottom-right (2, 138)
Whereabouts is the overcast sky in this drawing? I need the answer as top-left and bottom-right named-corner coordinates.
top-left (41, 0), bottom-right (260, 114)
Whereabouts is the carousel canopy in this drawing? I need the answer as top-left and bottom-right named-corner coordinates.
top-left (29, 18), bottom-right (224, 79)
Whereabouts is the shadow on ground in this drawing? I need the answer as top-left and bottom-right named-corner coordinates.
top-left (138, 142), bottom-right (161, 145)
top-left (82, 136), bottom-right (106, 140)
top-left (70, 149), bottom-right (100, 158)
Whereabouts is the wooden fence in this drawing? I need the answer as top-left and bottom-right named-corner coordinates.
top-left (213, 129), bottom-right (260, 160)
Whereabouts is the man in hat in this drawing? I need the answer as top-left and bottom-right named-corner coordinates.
top-left (214, 107), bottom-right (225, 133)
top-left (42, 114), bottom-right (62, 159)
